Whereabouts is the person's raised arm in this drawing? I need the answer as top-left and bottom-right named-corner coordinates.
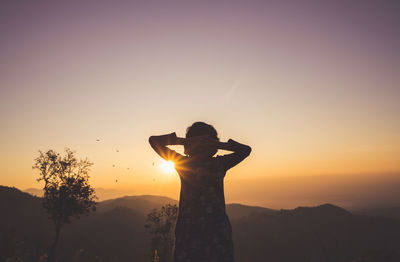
top-left (216, 139), bottom-right (251, 171)
top-left (148, 132), bottom-right (185, 162)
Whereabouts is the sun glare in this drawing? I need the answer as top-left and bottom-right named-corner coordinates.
top-left (160, 160), bottom-right (176, 174)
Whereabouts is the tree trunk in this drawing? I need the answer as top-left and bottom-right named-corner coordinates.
top-left (47, 225), bottom-right (62, 262)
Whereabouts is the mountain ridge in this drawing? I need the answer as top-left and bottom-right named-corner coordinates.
top-left (2, 185), bottom-right (400, 262)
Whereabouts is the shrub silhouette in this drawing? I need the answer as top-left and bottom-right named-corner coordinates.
top-left (145, 204), bottom-right (178, 262)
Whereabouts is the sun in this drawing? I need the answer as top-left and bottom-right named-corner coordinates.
top-left (159, 160), bottom-right (176, 174)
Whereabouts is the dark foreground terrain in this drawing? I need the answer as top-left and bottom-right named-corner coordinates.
top-left (1, 185), bottom-right (400, 262)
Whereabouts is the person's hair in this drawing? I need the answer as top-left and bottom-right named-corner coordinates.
top-left (185, 121), bottom-right (219, 140)
top-left (184, 122), bottom-right (219, 157)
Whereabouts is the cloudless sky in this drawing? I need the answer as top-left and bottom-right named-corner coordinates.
top-left (1, 0), bottom-right (399, 208)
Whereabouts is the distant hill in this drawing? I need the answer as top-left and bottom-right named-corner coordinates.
top-left (97, 195), bottom-right (277, 220)
top-left (226, 203), bottom-right (277, 220)
top-left (24, 187), bottom-right (43, 197)
top-left (232, 204), bottom-right (400, 262)
top-left (2, 185), bottom-right (400, 262)
top-left (1, 186), bottom-right (151, 262)
top-left (24, 187), bottom-right (140, 201)
top-left (98, 194), bottom-right (178, 214)
top-left (353, 206), bottom-right (400, 220)
top-left (0, 186), bottom-right (52, 261)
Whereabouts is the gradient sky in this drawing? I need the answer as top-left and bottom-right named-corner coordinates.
top-left (1, 0), bottom-right (399, 208)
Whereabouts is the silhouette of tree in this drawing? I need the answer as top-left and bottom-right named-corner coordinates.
top-left (145, 204), bottom-right (178, 262)
top-left (33, 148), bottom-right (97, 262)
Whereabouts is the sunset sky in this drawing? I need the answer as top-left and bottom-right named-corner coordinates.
top-left (1, 0), bottom-right (399, 208)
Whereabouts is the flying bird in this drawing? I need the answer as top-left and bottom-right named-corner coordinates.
top-left (116, 150), bottom-right (119, 152)
top-left (96, 139), bottom-right (100, 142)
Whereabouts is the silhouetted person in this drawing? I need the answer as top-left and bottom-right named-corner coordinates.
top-left (149, 122), bottom-right (251, 262)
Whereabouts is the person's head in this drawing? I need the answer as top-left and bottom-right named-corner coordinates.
top-left (184, 121), bottom-right (219, 157)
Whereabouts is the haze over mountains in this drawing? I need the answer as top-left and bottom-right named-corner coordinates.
top-left (2, 185), bottom-right (400, 262)
top-left (24, 171), bottom-right (400, 211)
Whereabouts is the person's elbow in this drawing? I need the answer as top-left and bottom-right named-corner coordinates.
top-left (148, 136), bottom-right (156, 147)
top-left (243, 145), bottom-right (252, 157)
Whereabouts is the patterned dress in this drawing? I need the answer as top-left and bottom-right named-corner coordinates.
top-left (174, 156), bottom-right (235, 262)
top-left (149, 133), bottom-right (250, 262)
